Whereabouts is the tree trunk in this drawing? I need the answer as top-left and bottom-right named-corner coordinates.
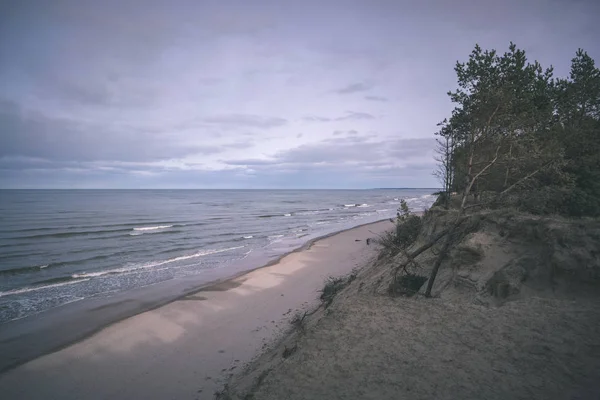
top-left (503, 143), bottom-right (512, 188)
top-left (425, 142), bottom-right (502, 297)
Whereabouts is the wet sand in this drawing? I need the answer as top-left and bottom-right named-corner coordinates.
top-left (0, 219), bottom-right (392, 399)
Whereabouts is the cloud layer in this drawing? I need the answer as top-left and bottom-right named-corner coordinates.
top-left (1, 0), bottom-right (598, 188)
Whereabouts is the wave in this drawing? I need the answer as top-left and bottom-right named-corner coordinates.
top-left (296, 209), bottom-right (328, 215)
top-left (132, 225), bottom-right (173, 231)
top-left (71, 246), bottom-right (245, 279)
top-left (243, 235), bottom-right (254, 239)
top-left (0, 278), bottom-right (91, 298)
top-left (0, 264), bottom-right (55, 276)
top-left (3, 221), bottom-right (193, 239)
top-left (8, 228), bottom-right (132, 240)
top-left (357, 204), bottom-right (369, 208)
top-left (258, 213), bottom-right (293, 218)
top-left (129, 229), bottom-right (183, 237)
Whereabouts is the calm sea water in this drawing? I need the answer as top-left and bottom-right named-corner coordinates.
top-left (0, 189), bottom-right (436, 323)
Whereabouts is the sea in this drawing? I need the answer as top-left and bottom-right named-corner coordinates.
top-left (0, 189), bottom-right (437, 324)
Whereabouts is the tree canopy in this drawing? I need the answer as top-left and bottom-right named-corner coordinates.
top-left (436, 43), bottom-right (600, 217)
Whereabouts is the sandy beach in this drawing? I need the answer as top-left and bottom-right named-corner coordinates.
top-left (0, 219), bottom-right (392, 400)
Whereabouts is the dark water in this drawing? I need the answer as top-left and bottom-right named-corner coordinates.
top-left (0, 189), bottom-right (436, 323)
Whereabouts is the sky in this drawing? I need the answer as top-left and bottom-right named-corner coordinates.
top-left (1, 0), bottom-right (599, 189)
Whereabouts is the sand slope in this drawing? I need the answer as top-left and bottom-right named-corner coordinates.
top-left (220, 210), bottom-right (600, 399)
top-left (226, 294), bottom-right (600, 399)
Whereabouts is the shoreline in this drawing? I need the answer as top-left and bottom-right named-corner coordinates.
top-left (0, 219), bottom-right (393, 399)
top-left (0, 218), bottom-right (394, 375)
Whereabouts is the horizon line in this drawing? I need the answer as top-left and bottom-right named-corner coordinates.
top-left (0, 187), bottom-right (441, 190)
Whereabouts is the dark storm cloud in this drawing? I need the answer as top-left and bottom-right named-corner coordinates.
top-left (220, 158), bottom-right (278, 166)
top-left (365, 95), bottom-right (389, 102)
top-left (302, 115), bottom-right (332, 122)
top-left (0, 101), bottom-right (229, 162)
top-left (304, 112), bottom-right (376, 123)
top-left (335, 111), bottom-right (376, 121)
top-left (203, 114), bottom-right (288, 129)
top-left (334, 82), bottom-right (373, 94)
top-left (224, 136), bottom-right (435, 168)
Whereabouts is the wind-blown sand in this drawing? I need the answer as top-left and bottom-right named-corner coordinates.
top-left (0, 220), bottom-right (392, 400)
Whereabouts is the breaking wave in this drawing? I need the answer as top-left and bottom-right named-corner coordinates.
top-left (71, 246), bottom-right (244, 279)
top-left (132, 225), bottom-right (173, 231)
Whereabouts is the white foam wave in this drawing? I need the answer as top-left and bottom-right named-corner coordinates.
top-left (357, 204), bottom-right (369, 208)
top-left (0, 278), bottom-right (91, 298)
top-left (38, 265), bottom-right (49, 269)
top-left (72, 246), bottom-right (245, 279)
top-left (344, 204), bottom-right (357, 207)
top-left (268, 234), bottom-right (284, 239)
top-left (132, 225), bottom-right (173, 231)
top-left (376, 209), bottom-right (390, 212)
top-left (243, 235), bottom-right (254, 239)
top-left (297, 210), bottom-right (320, 215)
top-left (283, 213), bottom-right (292, 217)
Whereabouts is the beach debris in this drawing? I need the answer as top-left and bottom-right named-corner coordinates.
top-left (290, 310), bottom-right (309, 332)
top-left (282, 344), bottom-right (298, 358)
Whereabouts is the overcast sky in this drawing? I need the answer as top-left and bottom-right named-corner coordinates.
top-left (1, 0), bottom-right (598, 189)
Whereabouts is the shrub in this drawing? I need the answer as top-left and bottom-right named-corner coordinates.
top-left (395, 215), bottom-right (422, 248)
top-left (388, 273), bottom-right (428, 297)
top-left (375, 215), bottom-right (422, 257)
top-left (319, 271), bottom-right (357, 308)
top-left (319, 276), bottom-right (346, 308)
